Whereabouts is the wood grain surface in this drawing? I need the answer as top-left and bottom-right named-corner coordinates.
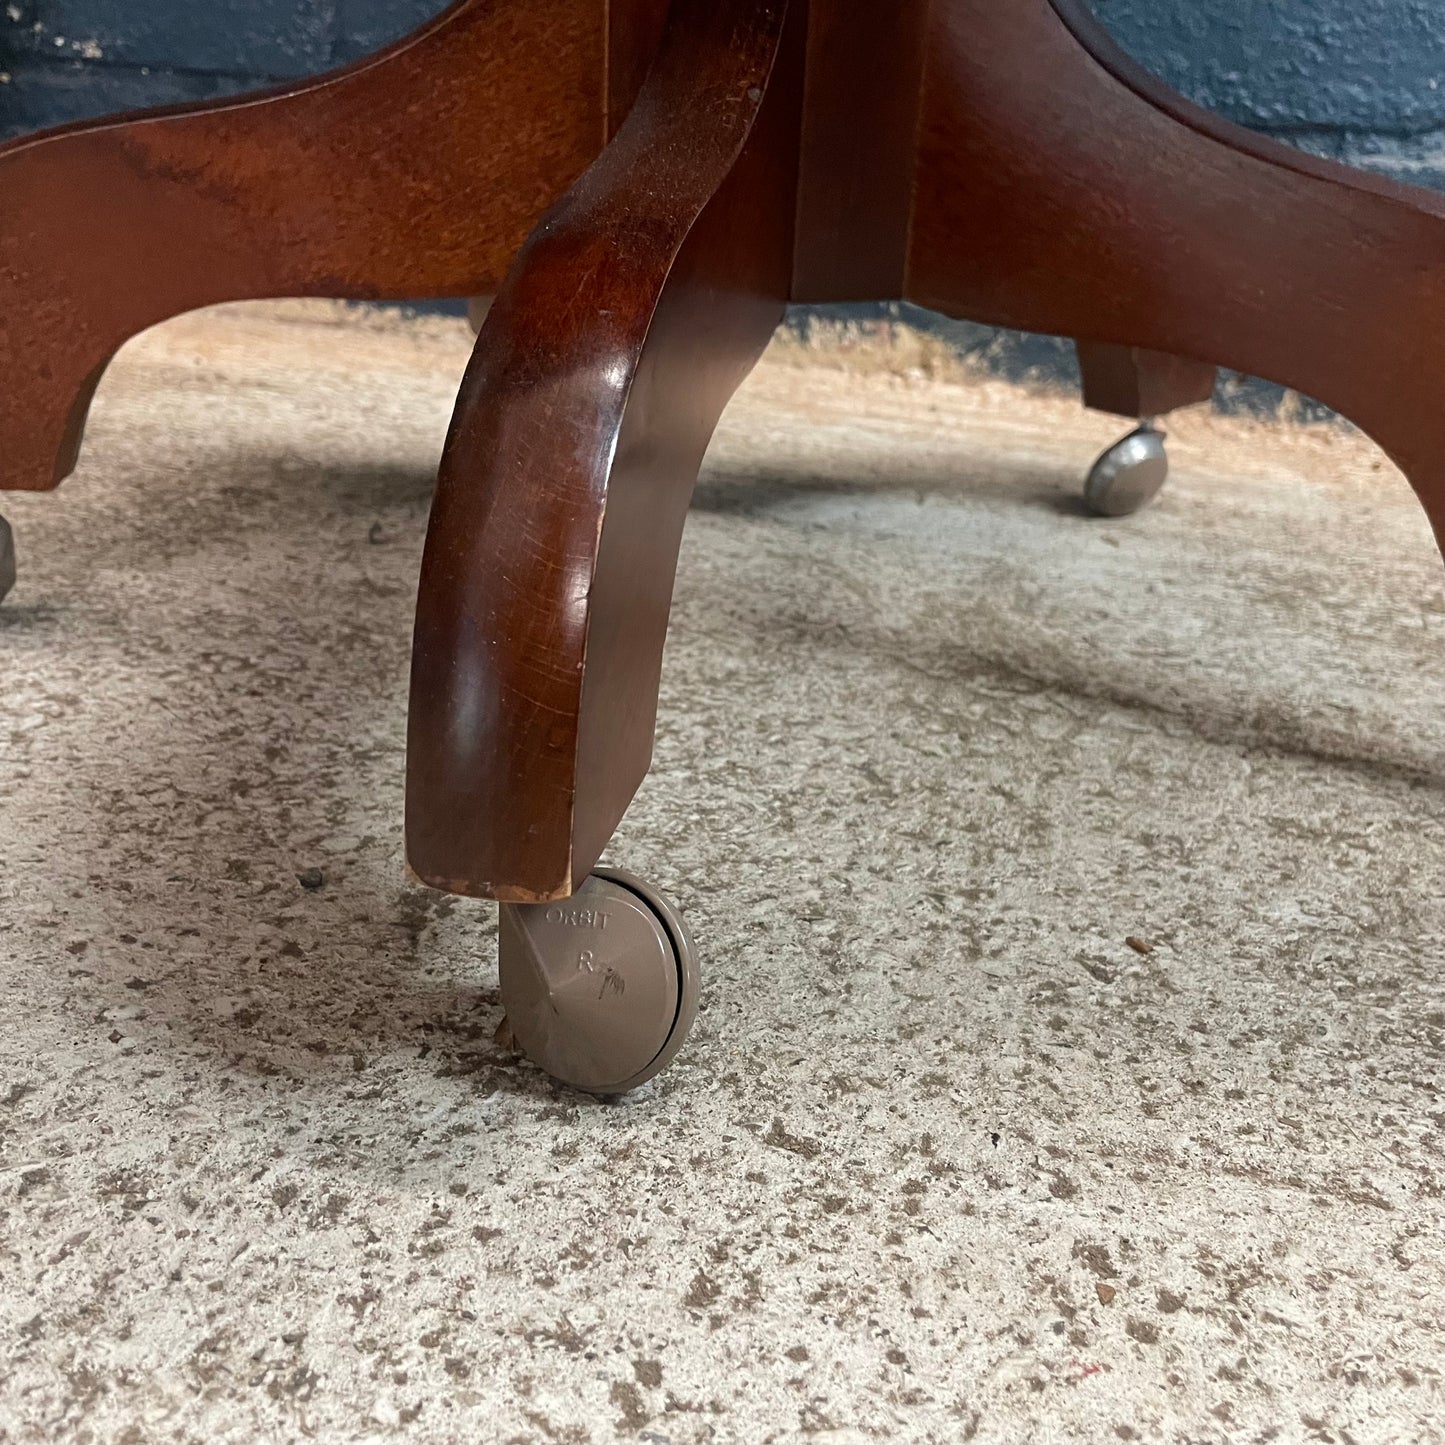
top-left (407, 0), bottom-right (803, 900)
top-left (0, 0), bottom-right (670, 495)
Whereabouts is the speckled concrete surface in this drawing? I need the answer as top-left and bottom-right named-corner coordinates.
top-left (3, 304), bottom-right (1445, 1444)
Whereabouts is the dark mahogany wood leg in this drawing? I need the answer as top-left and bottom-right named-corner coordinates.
top-left (406, 0), bottom-right (804, 903)
top-left (1076, 343), bottom-right (1216, 422)
top-left (0, 0), bottom-right (656, 495)
top-left (905, 0), bottom-right (1445, 553)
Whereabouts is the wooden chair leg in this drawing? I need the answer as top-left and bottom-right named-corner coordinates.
top-left (406, 0), bottom-right (804, 903)
top-left (1076, 343), bottom-right (1216, 422)
top-left (0, 0), bottom-right (637, 495)
top-left (905, 0), bottom-right (1445, 552)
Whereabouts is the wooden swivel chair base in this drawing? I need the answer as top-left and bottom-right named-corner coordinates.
top-left (4, 0), bottom-right (1443, 1092)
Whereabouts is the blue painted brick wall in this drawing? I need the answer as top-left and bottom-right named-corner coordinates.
top-left (5, 0), bottom-right (1443, 183)
top-left (1094, 0), bottom-right (1445, 191)
top-left (0, 2), bottom-right (441, 130)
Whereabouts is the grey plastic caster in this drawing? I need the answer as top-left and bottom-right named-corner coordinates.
top-left (497, 866), bottom-right (699, 1096)
top-left (0, 515), bottom-right (14, 603)
top-left (1084, 423), bottom-right (1169, 517)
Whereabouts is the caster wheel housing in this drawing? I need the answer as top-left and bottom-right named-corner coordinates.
top-left (498, 867), bottom-right (699, 1095)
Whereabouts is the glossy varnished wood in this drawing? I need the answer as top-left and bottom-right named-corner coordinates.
top-left (407, 0), bottom-right (803, 900)
top-left (0, 0), bottom-right (668, 495)
top-left (1076, 344), bottom-right (1217, 422)
top-left (906, 0), bottom-right (1445, 546)
top-left (9, 0), bottom-right (1445, 905)
top-left (791, 0), bottom-right (928, 304)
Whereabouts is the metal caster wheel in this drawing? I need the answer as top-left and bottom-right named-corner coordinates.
top-left (497, 867), bottom-right (699, 1096)
top-left (0, 514), bottom-right (14, 603)
top-left (1083, 422), bottom-right (1169, 518)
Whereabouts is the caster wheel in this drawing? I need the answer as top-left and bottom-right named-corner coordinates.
top-left (497, 867), bottom-right (699, 1096)
top-left (1083, 423), bottom-right (1169, 518)
top-left (0, 515), bottom-right (14, 604)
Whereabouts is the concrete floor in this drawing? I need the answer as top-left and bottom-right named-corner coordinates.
top-left (3, 304), bottom-right (1445, 1444)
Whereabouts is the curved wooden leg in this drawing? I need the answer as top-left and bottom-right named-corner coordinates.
top-left (406, 0), bottom-right (804, 902)
top-left (0, 0), bottom-right (627, 494)
top-left (905, 0), bottom-right (1445, 550)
